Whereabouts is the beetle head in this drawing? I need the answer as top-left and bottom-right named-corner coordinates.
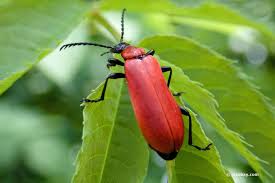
top-left (59, 9), bottom-right (129, 57)
top-left (111, 42), bottom-right (129, 53)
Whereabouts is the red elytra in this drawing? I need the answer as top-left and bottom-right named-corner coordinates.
top-left (60, 9), bottom-right (212, 160)
top-left (123, 46), bottom-right (184, 155)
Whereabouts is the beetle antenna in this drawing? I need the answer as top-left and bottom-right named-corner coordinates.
top-left (120, 8), bottom-right (126, 43)
top-left (60, 42), bottom-right (113, 51)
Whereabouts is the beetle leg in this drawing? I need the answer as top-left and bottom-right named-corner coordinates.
top-left (107, 58), bottom-right (124, 69)
top-left (161, 66), bottom-right (172, 87)
top-left (180, 107), bottom-right (213, 151)
top-left (82, 73), bottom-right (125, 103)
top-left (137, 50), bottom-right (155, 60)
top-left (173, 92), bottom-right (184, 97)
top-left (145, 49), bottom-right (155, 56)
top-left (161, 67), bottom-right (184, 95)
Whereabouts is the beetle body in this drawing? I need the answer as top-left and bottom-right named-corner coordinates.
top-left (123, 46), bottom-right (184, 159)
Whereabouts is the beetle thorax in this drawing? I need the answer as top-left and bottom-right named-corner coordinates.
top-left (121, 46), bottom-right (146, 60)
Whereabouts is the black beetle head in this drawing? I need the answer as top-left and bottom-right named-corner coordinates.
top-left (111, 42), bottom-right (129, 53)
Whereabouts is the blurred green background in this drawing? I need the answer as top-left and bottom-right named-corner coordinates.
top-left (0, 0), bottom-right (275, 183)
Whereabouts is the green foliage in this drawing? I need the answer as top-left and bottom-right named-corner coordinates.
top-left (73, 81), bottom-right (149, 183)
top-left (170, 3), bottom-right (275, 42)
top-left (1, 1), bottom-right (275, 183)
top-left (0, 0), bottom-right (89, 94)
top-left (100, 0), bottom-right (176, 13)
top-left (0, 102), bottom-right (74, 182)
top-left (101, 0), bottom-right (275, 53)
top-left (140, 36), bottom-right (275, 182)
top-left (167, 106), bottom-right (233, 183)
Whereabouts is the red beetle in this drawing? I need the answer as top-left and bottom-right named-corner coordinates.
top-left (60, 9), bottom-right (212, 160)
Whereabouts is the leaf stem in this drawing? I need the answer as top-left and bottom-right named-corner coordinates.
top-left (91, 11), bottom-right (121, 42)
top-left (167, 160), bottom-right (175, 183)
top-left (171, 16), bottom-right (239, 34)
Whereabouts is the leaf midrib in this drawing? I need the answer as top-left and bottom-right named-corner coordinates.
top-left (98, 80), bottom-right (124, 183)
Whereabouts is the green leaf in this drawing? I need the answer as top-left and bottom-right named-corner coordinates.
top-left (170, 3), bottom-right (274, 36)
top-left (100, 0), bottom-right (176, 13)
top-left (100, 1), bottom-right (275, 55)
top-left (159, 60), bottom-right (233, 182)
top-left (72, 80), bottom-right (149, 183)
top-left (166, 105), bottom-right (233, 183)
top-left (73, 61), bottom-right (233, 183)
top-left (74, 62), bottom-right (237, 183)
top-left (140, 36), bottom-right (273, 182)
top-left (170, 3), bottom-right (275, 56)
top-left (0, 0), bottom-right (90, 95)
